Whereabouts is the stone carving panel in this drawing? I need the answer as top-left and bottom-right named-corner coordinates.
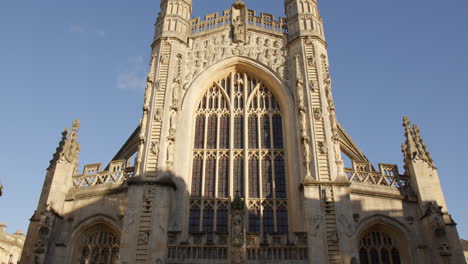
top-left (183, 32), bottom-right (287, 92)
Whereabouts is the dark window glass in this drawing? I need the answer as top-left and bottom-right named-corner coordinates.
top-left (359, 248), bottom-right (369, 264)
top-left (381, 248), bottom-right (391, 264)
top-left (194, 115), bottom-right (205, 149)
top-left (216, 206), bottom-right (228, 233)
top-left (189, 207), bottom-right (201, 233)
top-left (261, 115), bottom-right (271, 149)
top-left (205, 159), bottom-right (216, 198)
top-left (248, 115), bottom-right (258, 149)
top-left (391, 248), bottom-right (401, 264)
top-left (249, 158), bottom-right (259, 198)
top-left (370, 249), bottom-right (379, 264)
top-left (191, 159), bottom-right (203, 197)
top-left (263, 207), bottom-right (274, 241)
top-left (234, 158), bottom-right (244, 197)
top-left (219, 115), bottom-right (230, 149)
top-left (248, 209), bottom-right (261, 233)
top-left (218, 158), bottom-right (229, 198)
top-left (203, 206), bottom-right (214, 237)
top-left (207, 115), bottom-right (217, 149)
top-left (234, 116), bottom-right (244, 149)
top-left (274, 157), bottom-right (286, 198)
top-left (262, 158), bottom-right (273, 198)
top-left (272, 115), bottom-right (283, 149)
top-left (277, 207), bottom-right (288, 234)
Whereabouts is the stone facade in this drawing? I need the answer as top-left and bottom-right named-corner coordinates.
top-left (0, 223), bottom-right (25, 264)
top-left (20, 0), bottom-right (466, 263)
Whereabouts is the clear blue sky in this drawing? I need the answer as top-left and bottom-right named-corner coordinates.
top-left (0, 0), bottom-right (467, 239)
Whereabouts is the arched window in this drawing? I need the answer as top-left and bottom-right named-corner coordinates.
top-left (359, 231), bottom-right (402, 264)
top-left (189, 71), bottom-right (288, 240)
top-left (71, 223), bottom-right (120, 264)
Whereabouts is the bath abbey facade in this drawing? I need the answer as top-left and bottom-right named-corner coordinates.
top-left (20, 0), bottom-right (466, 263)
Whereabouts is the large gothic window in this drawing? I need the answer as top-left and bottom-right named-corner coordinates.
top-left (72, 223), bottom-right (120, 264)
top-left (359, 231), bottom-right (402, 264)
top-left (189, 71), bottom-right (288, 241)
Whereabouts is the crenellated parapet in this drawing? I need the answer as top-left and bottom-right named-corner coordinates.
top-left (189, 9), bottom-right (287, 38)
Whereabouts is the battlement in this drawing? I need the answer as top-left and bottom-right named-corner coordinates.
top-left (344, 161), bottom-right (409, 189)
top-left (72, 160), bottom-right (134, 188)
top-left (189, 9), bottom-right (287, 37)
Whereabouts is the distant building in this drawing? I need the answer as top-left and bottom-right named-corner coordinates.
top-left (19, 0), bottom-right (467, 263)
top-left (463, 239), bottom-right (468, 262)
top-left (0, 223), bottom-right (25, 264)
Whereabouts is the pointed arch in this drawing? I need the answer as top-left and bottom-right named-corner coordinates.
top-left (67, 215), bottom-right (121, 264)
top-left (356, 215), bottom-right (412, 264)
top-left (174, 57), bottom-right (302, 236)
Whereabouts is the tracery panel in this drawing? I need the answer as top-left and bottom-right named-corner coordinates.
top-left (189, 72), bottom-right (289, 243)
top-left (74, 225), bottom-right (120, 264)
top-left (359, 231), bottom-right (402, 264)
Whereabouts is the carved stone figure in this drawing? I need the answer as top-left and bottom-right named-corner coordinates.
top-left (232, 214), bottom-right (244, 246)
top-left (313, 107), bottom-right (322, 120)
top-left (322, 186), bottom-right (333, 202)
top-left (160, 54), bottom-right (170, 65)
top-left (318, 141), bottom-right (328, 155)
top-left (232, 16), bottom-right (245, 44)
top-left (169, 109), bottom-right (177, 136)
top-left (171, 77), bottom-right (181, 109)
top-left (154, 108), bottom-right (163, 122)
top-left (151, 141), bottom-right (160, 157)
top-left (422, 201), bottom-right (446, 236)
top-left (166, 140), bottom-right (175, 167)
top-left (307, 55), bottom-right (316, 67)
top-left (311, 215), bottom-right (322, 237)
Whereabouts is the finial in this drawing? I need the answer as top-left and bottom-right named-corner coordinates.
top-left (401, 116), bottom-right (435, 169)
top-left (72, 119), bottom-right (80, 133)
top-left (232, 0), bottom-right (246, 8)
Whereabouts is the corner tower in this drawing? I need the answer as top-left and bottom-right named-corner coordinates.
top-left (154, 0), bottom-right (192, 42)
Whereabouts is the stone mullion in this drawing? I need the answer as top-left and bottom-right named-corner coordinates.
top-left (243, 72), bottom-right (249, 200)
top-left (213, 112), bottom-right (221, 233)
top-left (229, 72), bottom-right (235, 199)
top-left (199, 107), bottom-right (209, 232)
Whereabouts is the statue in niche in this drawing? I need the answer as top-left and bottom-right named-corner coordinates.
top-left (169, 110), bottom-right (177, 136)
top-left (296, 78), bottom-right (305, 109)
top-left (232, 16), bottom-right (245, 44)
top-left (318, 141), bottom-right (328, 155)
top-left (322, 186), bottom-right (333, 202)
top-left (154, 108), bottom-right (163, 122)
top-left (302, 137), bottom-right (310, 163)
top-left (166, 140), bottom-right (175, 168)
top-left (232, 214), bottom-right (244, 246)
top-left (313, 108), bottom-right (322, 120)
top-left (171, 77), bottom-right (181, 109)
top-left (151, 141), bottom-right (160, 157)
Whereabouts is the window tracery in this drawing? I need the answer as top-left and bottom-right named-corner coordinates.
top-left (189, 71), bottom-right (288, 241)
top-left (78, 231), bottom-right (119, 264)
top-left (359, 231), bottom-right (402, 264)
